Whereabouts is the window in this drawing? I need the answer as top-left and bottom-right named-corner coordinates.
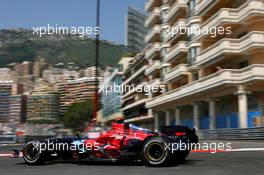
top-left (188, 0), bottom-right (196, 17)
top-left (161, 47), bottom-right (168, 57)
top-left (192, 72), bottom-right (199, 81)
top-left (238, 61), bottom-right (248, 69)
top-left (188, 47), bottom-right (197, 65)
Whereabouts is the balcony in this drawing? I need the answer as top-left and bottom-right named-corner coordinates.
top-left (145, 0), bottom-right (161, 12)
top-left (195, 0), bottom-right (216, 15)
top-left (145, 60), bottom-right (160, 75)
top-left (164, 19), bottom-right (186, 43)
top-left (164, 41), bottom-right (187, 62)
top-left (196, 0), bottom-right (264, 40)
top-left (163, 64), bottom-right (188, 82)
top-left (145, 25), bottom-right (160, 43)
top-left (145, 43), bottom-right (160, 59)
top-left (122, 81), bottom-right (148, 99)
top-left (122, 65), bottom-right (148, 85)
top-left (124, 115), bottom-right (153, 123)
top-left (146, 64), bottom-right (264, 108)
top-left (149, 78), bottom-right (161, 87)
top-left (145, 8), bottom-right (160, 28)
top-left (122, 98), bottom-right (148, 111)
top-left (164, 0), bottom-right (187, 23)
top-left (196, 32), bottom-right (264, 65)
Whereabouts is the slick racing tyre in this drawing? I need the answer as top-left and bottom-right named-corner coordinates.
top-left (23, 141), bottom-right (46, 165)
top-left (142, 136), bottom-right (172, 167)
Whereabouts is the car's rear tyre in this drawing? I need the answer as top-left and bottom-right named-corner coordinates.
top-left (142, 136), bottom-right (172, 167)
top-left (23, 141), bottom-right (45, 165)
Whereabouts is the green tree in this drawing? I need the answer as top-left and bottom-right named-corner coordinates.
top-left (63, 100), bottom-right (93, 132)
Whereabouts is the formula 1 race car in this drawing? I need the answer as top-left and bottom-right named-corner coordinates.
top-left (17, 121), bottom-right (198, 167)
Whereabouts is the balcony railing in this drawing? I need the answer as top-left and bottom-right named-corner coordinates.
top-left (164, 19), bottom-right (186, 42)
top-left (122, 98), bottom-right (148, 111)
top-left (195, 0), bottom-right (216, 15)
top-left (164, 41), bottom-right (187, 62)
top-left (196, 0), bottom-right (264, 39)
top-left (145, 7), bottom-right (160, 28)
top-left (163, 64), bottom-right (188, 82)
top-left (164, 0), bottom-right (187, 23)
top-left (122, 65), bottom-right (147, 85)
top-left (148, 78), bottom-right (161, 87)
top-left (122, 81), bottom-right (148, 99)
top-left (145, 25), bottom-right (160, 43)
top-left (145, 60), bottom-right (160, 75)
top-left (145, 0), bottom-right (161, 12)
top-left (196, 31), bottom-right (264, 65)
top-left (145, 42), bottom-right (160, 59)
top-left (146, 64), bottom-right (264, 108)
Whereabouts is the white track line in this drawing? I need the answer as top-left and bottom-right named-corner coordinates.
top-left (227, 148), bottom-right (264, 152)
top-left (0, 154), bottom-right (12, 157)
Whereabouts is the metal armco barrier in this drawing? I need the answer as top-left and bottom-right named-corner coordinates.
top-left (24, 135), bottom-right (55, 142)
top-left (0, 135), bottom-right (16, 144)
top-left (197, 127), bottom-right (264, 140)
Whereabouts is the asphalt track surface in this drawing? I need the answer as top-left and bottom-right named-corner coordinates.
top-left (0, 140), bottom-right (264, 175)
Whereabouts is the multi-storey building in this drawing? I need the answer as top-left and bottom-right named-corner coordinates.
top-left (26, 80), bottom-right (59, 122)
top-left (14, 61), bottom-right (34, 92)
top-left (26, 93), bottom-right (59, 122)
top-left (121, 52), bottom-right (154, 129)
top-left (0, 68), bottom-right (12, 81)
top-left (33, 58), bottom-right (49, 78)
top-left (58, 77), bottom-right (101, 115)
top-left (100, 57), bottom-right (133, 124)
top-left (0, 81), bottom-right (13, 123)
top-left (144, 0), bottom-right (264, 131)
top-left (125, 6), bottom-right (148, 51)
top-left (9, 94), bottom-right (27, 123)
top-left (0, 81), bottom-right (25, 123)
top-left (83, 66), bottom-right (103, 78)
top-left (43, 68), bottom-right (80, 84)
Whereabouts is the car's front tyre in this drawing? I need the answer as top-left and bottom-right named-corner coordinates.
top-left (23, 141), bottom-right (45, 165)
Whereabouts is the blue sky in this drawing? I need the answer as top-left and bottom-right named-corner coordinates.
top-left (0, 0), bottom-right (146, 44)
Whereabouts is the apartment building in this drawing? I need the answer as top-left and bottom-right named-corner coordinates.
top-left (125, 6), bottom-right (148, 51)
top-left (144, 0), bottom-right (264, 131)
top-left (43, 68), bottom-right (80, 84)
top-left (58, 77), bottom-right (101, 115)
top-left (100, 57), bottom-right (133, 124)
top-left (0, 81), bottom-right (25, 123)
top-left (121, 52), bottom-right (155, 129)
top-left (26, 94), bottom-right (59, 122)
top-left (14, 61), bottom-right (34, 92)
top-left (9, 95), bottom-right (27, 123)
top-left (0, 68), bottom-right (12, 81)
top-left (83, 66), bottom-right (103, 78)
top-left (26, 81), bottom-right (59, 122)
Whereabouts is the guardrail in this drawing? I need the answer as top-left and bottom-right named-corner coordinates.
top-left (0, 135), bottom-right (16, 144)
top-left (24, 135), bottom-right (55, 142)
top-left (197, 127), bottom-right (264, 140)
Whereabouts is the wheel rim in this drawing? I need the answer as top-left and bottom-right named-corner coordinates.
top-left (25, 143), bottom-right (39, 161)
top-left (146, 142), bottom-right (165, 162)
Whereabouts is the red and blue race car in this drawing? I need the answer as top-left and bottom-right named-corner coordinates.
top-left (19, 121), bottom-right (198, 167)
